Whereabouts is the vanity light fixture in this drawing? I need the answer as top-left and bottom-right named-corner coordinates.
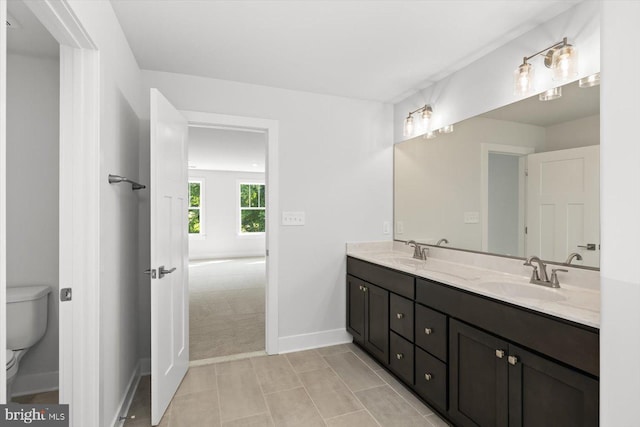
top-left (579, 72), bottom-right (600, 88)
top-left (539, 87), bottom-right (562, 101)
top-left (514, 37), bottom-right (577, 95)
top-left (403, 105), bottom-right (433, 137)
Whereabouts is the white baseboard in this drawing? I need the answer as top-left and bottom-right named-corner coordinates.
top-left (139, 358), bottom-right (151, 376)
top-left (278, 328), bottom-right (352, 354)
top-left (11, 371), bottom-right (58, 397)
top-left (111, 362), bottom-right (142, 427)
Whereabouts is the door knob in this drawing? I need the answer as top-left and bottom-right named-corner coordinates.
top-left (577, 243), bottom-right (596, 250)
top-left (159, 265), bottom-right (176, 279)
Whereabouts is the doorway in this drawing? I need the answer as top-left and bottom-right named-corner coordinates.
top-left (187, 126), bottom-right (267, 361)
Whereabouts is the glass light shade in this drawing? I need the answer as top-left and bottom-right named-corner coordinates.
top-left (579, 73), bottom-right (600, 88)
top-left (514, 62), bottom-right (534, 96)
top-left (403, 115), bottom-right (414, 137)
top-left (421, 107), bottom-right (432, 129)
top-left (551, 45), bottom-right (578, 81)
top-left (440, 124), bottom-right (454, 134)
top-left (539, 87), bottom-right (562, 101)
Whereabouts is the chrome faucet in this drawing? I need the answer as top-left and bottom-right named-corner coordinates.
top-left (406, 240), bottom-right (428, 260)
top-left (523, 255), bottom-right (567, 288)
top-left (436, 238), bottom-right (449, 246)
top-left (564, 252), bottom-right (583, 265)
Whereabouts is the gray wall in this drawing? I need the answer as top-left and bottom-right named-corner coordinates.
top-left (6, 52), bottom-right (59, 394)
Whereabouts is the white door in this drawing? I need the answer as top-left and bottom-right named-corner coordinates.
top-left (526, 145), bottom-right (600, 267)
top-left (150, 89), bottom-right (189, 425)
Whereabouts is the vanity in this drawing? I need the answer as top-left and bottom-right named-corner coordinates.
top-left (346, 242), bottom-right (599, 427)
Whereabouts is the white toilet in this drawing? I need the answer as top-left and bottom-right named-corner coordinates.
top-left (6, 285), bottom-right (51, 401)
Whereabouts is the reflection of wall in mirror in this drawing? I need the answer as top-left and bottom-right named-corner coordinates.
top-left (394, 114), bottom-right (600, 258)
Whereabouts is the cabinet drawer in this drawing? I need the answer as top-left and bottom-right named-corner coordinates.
top-left (390, 294), bottom-right (414, 341)
top-left (389, 331), bottom-right (414, 385)
top-left (415, 304), bottom-right (447, 362)
top-left (347, 257), bottom-right (415, 299)
top-left (415, 347), bottom-right (447, 411)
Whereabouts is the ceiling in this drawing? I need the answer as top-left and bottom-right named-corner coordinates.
top-left (188, 127), bottom-right (266, 173)
top-left (110, 0), bottom-right (582, 103)
top-left (6, 0), bottom-right (59, 58)
top-left (481, 80), bottom-right (599, 127)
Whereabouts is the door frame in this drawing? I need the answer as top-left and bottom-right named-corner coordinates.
top-left (182, 110), bottom-right (279, 354)
top-left (480, 143), bottom-right (534, 254)
top-left (1, 1), bottom-right (101, 424)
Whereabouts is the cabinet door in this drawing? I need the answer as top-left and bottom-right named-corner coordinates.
top-left (450, 320), bottom-right (509, 427)
top-left (347, 275), bottom-right (365, 343)
top-left (508, 344), bottom-right (599, 427)
top-left (365, 283), bottom-right (389, 364)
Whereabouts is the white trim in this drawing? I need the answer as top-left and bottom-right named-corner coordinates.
top-left (480, 144), bottom-right (535, 253)
top-left (0, 0), bottom-right (8, 404)
top-left (182, 110), bottom-right (280, 355)
top-left (111, 364), bottom-right (142, 427)
top-left (11, 371), bottom-right (59, 397)
top-left (278, 329), bottom-right (352, 354)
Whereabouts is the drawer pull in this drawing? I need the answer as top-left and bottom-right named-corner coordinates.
top-left (362, 286), bottom-right (368, 292)
top-left (496, 349), bottom-right (505, 359)
top-left (508, 355), bottom-right (519, 366)
top-left (396, 313), bottom-right (405, 319)
top-left (424, 373), bottom-right (433, 381)
top-left (424, 328), bottom-right (433, 335)
top-left (396, 353), bottom-right (404, 360)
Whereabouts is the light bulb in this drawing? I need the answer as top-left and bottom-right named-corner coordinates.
top-left (421, 106), bottom-right (432, 130)
top-left (514, 62), bottom-right (534, 96)
top-left (539, 87), bottom-right (562, 101)
top-left (403, 114), bottom-right (414, 137)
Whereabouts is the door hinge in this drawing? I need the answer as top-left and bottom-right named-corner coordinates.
top-left (60, 288), bottom-right (72, 302)
top-left (525, 169), bottom-right (529, 177)
top-left (525, 226), bottom-right (528, 234)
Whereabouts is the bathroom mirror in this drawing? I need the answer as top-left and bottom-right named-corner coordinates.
top-left (394, 79), bottom-right (600, 269)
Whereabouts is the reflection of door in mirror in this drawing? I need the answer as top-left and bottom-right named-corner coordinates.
top-left (526, 146), bottom-right (600, 267)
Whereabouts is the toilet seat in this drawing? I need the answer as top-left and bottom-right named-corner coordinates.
top-left (6, 349), bottom-right (16, 370)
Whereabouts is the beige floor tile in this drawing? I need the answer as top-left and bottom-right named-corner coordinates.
top-left (316, 344), bottom-right (352, 356)
top-left (374, 368), bottom-right (434, 416)
top-left (169, 390), bottom-right (220, 427)
top-left (425, 414), bottom-right (451, 427)
top-left (348, 343), bottom-right (384, 371)
top-left (221, 412), bottom-right (274, 427)
top-left (298, 367), bottom-right (363, 419)
top-left (11, 390), bottom-right (59, 404)
top-left (286, 349), bottom-right (329, 373)
top-left (326, 410), bottom-right (380, 427)
top-left (176, 364), bottom-right (217, 396)
top-left (324, 351), bottom-right (385, 392)
top-left (251, 354), bottom-right (301, 394)
top-left (217, 371), bottom-right (268, 422)
top-left (264, 387), bottom-right (325, 427)
top-left (216, 358), bottom-right (254, 376)
top-left (355, 385), bottom-right (428, 427)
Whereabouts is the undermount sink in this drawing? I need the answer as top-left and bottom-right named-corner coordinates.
top-left (476, 281), bottom-right (567, 302)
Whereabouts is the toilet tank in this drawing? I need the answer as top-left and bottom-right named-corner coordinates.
top-left (6, 286), bottom-right (51, 350)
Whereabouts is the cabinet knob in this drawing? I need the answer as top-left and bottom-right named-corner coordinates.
top-left (424, 328), bottom-right (433, 335)
top-left (424, 373), bottom-right (433, 381)
top-left (358, 285), bottom-right (363, 291)
top-left (396, 353), bottom-right (404, 360)
top-left (508, 355), bottom-right (519, 366)
top-left (396, 313), bottom-right (404, 319)
top-left (495, 349), bottom-right (505, 359)
top-left (362, 286), bottom-right (368, 292)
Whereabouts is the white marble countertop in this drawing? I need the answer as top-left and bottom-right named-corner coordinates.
top-left (346, 241), bottom-right (600, 329)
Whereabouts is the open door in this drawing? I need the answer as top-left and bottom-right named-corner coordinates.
top-left (150, 88), bottom-right (189, 425)
top-left (526, 145), bottom-right (600, 267)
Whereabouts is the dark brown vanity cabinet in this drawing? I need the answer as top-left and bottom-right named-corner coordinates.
top-left (346, 256), bottom-right (599, 426)
top-left (450, 319), bottom-right (598, 427)
top-left (346, 274), bottom-right (389, 364)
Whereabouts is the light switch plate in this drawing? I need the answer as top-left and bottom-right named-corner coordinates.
top-left (282, 211), bottom-right (305, 226)
top-left (383, 221), bottom-right (391, 235)
top-left (464, 211), bottom-right (480, 224)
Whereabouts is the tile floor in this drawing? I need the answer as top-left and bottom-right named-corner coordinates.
top-left (189, 257), bottom-right (266, 361)
top-left (11, 390), bottom-right (58, 404)
top-left (124, 343), bottom-right (451, 427)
